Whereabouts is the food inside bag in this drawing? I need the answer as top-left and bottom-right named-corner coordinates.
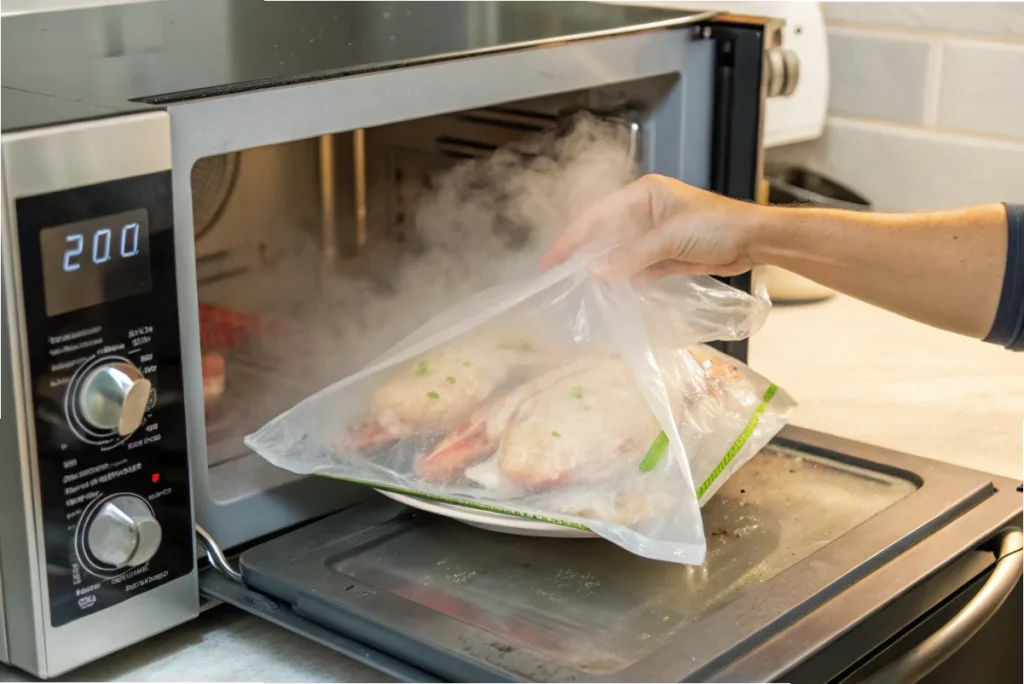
top-left (245, 255), bottom-right (795, 565)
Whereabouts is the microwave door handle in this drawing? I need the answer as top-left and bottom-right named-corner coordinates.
top-left (863, 528), bottom-right (1023, 684)
top-left (197, 524), bottom-right (243, 583)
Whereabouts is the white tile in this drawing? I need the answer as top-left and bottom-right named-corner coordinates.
top-left (937, 39), bottom-right (1024, 140)
top-left (767, 117), bottom-right (1024, 212)
top-left (824, 2), bottom-right (1024, 39)
top-left (827, 29), bottom-right (932, 124)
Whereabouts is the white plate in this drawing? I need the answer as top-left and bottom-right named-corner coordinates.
top-left (376, 489), bottom-right (597, 539)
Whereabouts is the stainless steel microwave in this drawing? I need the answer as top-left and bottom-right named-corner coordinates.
top-left (2, 2), bottom-right (1020, 682)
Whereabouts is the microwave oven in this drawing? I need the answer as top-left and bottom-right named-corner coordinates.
top-left (2, 2), bottom-right (1020, 682)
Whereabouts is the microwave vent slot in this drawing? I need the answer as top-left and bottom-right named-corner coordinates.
top-left (434, 107), bottom-right (557, 159)
top-left (455, 107), bottom-right (558, 134)
top-left (435, 137), bottom-right (498, 159)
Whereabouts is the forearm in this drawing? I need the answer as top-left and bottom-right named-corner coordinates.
top-left (749, 203), bottom-right (1009, 338)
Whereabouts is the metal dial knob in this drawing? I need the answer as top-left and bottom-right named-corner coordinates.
top-left (86, 495), bottom-right (162, 569)
top-left (766, 47), bottom-right (800, 98)
top-left (77, 361), bottom-right (151, 436)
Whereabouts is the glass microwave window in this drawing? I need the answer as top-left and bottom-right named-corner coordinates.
top-left (39, 209), bottom-right (152, 317)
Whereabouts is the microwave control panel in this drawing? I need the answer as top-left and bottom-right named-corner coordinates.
top-left (14, 172), bottom-right (194, 628)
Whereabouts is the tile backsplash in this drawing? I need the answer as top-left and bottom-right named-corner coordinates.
top-left (769, 2), bottom-right (1024, 211)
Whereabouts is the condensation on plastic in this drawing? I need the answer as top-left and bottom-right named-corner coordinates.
top-left (245, 255), bottom-right (796, 565)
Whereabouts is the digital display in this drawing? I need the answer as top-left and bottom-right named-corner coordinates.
top-left (39, 209), bottom-right (152, 317)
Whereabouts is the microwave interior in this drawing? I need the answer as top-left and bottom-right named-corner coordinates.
top-left (188, 74), bottom-right (717, 549)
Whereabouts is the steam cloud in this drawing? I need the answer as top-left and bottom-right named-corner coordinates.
top-left (299, 113), bottom-right (636, 375)
top-left (212, 112), bottom-right (638, 451)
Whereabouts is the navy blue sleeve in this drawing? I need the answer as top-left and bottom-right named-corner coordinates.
top-left (984, 203), bottom-right (1023, 351)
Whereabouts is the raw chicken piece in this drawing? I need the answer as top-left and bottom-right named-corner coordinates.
top-left (496, 358), bottom-right (661, 489)
top-left (690, 346), bottom-right (743, 384)
top-left (422, 348), bottom-right (747, 488)
top-left (415, 393), bottom-right (506, 482)
top-left (339, 332), bottom-right (548, 453)
top-left (418, 357), bottom-right (606, 482)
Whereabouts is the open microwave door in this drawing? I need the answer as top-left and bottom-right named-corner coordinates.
top-left (204, 427), bottom-right (1021, 682)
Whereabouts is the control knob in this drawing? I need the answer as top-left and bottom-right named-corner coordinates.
top-left (766, 47), bottom-right (800, 98)
top-left (85, 495), bottom-right (162, 569)
top-left (77, 361), bottom-right (151, 436)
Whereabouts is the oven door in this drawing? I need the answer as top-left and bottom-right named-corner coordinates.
top-left (201, 428), bottom-right (1022, 682)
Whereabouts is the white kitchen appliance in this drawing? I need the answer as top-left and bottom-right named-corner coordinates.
top-left (597, 1), bottom-right (828, 148)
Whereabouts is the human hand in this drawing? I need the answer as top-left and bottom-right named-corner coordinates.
top-left (540, 174), bottom-right (768, 284)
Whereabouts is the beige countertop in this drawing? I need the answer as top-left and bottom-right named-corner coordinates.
top-left (751, 294), bottom-right (1023, 481)
top-left (3, 294), bottom-right (1020, 683)
top-left (0, 607), bottom-right (390, 683)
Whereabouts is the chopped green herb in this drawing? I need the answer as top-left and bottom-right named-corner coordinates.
top-left (427, 391), bottom-right (440, 400)
top-left (520, 341), bottom-right (533, 351)
top-left (639, 431), bottom-right (669, 472)
top-left (462, 361), bottom-right (471, 367)
top-left (499, 342), bottom-right (512, 350)
top-left (446, 376), bottom-right (456, 384)
top-left (415, 360), bottom-right (429, 376)
top-left (569, 386), bottom-right (583, 399)
top-left (551, 430), bottom-right (562, 438)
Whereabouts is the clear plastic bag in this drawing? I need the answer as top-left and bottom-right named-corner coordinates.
top-left (245, 255), bottom-right (796, 565)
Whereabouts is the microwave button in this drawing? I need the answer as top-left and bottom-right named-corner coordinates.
top-left (77, 361), bottom-right (152, 436)
top-left (85, 494), bottom-right (162, 569)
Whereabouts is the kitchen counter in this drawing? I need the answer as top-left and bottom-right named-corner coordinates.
top-left (0, 606), bottom-right (391, 683)
top-left (751, 294), bottom-right (1023, 481)
top-left (2, 294), bottom-right (1020, 683)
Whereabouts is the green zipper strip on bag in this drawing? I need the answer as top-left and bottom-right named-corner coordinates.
top-left (695, 383), bottom-right (778, 500)
top-left (314, 472), bottom-right (591, 531)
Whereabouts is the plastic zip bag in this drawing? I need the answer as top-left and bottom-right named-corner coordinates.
top-left (245, 255), bottom-right (795, 564)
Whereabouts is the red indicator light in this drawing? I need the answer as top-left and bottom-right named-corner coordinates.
top-left (151, 473), bottom-right (160, 484)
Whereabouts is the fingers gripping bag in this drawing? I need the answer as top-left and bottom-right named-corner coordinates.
top-left (245, 255), bottom-right (796, 565)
